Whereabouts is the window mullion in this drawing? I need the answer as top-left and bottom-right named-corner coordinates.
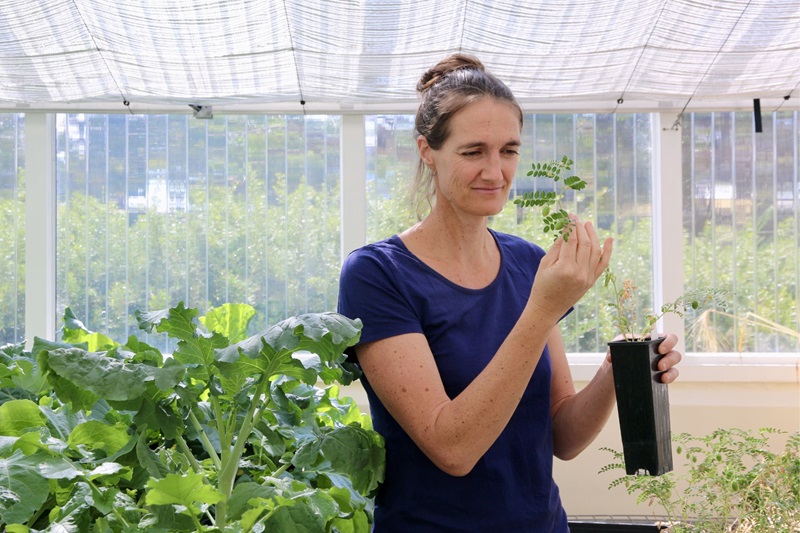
top-left (653, 112), bottom-right (686, 353)
top-left (24, 113), bottom-right (57, 346)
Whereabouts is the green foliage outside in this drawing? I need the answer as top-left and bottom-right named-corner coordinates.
top-left (55, 173), bottom-right (341, 353)
top-left (0, 167), bottom-right (25, 344)
top-left (684, 214), bottom-right (800, 352)
top-left (1, 112), bottom-right (798, 353)
top-left (0, 302), bottom-right (385, 531)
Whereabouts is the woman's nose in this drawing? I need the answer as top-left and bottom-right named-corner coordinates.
top-left (482, 153), bottom-right (504, 180)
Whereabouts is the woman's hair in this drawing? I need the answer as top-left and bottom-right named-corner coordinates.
top-left (411, 53), bottom-right (523, 219)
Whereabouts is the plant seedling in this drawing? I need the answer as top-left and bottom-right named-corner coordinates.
top-left (513, 155), bottom-right (587, 241)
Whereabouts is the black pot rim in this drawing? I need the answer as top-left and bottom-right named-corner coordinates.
top-left (608, 335), bottom-right (666, 346)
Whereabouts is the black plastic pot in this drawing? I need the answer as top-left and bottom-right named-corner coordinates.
top-left (608, 337), bottom-right (673, 476)
top-left (568, 521), bottom-right (665, 532)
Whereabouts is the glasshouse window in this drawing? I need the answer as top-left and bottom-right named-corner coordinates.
top-left (0, 113), bottom-right (24, 345)
top-left (365, 113), bottom-right (655, 353)
top-left (56, 114), bottom-right (341, 352)
top-left (683, 111), bottom-right (800, 353)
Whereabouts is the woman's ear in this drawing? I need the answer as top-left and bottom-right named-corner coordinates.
top-left (417, 135), bottom-right (435, 173)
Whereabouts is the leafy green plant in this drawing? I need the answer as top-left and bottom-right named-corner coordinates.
top-left (514, 155), bottom-right (726, 342)
top-left (513, 155), bottom-right (587, 242)
top-left (604, 270), bottom-right (728, 341)
top-left (600, 428), bottom-right (800, 531)
top-left (0, 302), bottom-right (384, 532)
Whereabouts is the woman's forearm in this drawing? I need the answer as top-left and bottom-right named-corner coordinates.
top-left (551, 359), bottom-right (616, 460)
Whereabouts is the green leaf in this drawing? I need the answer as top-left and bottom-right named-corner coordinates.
top-left (294, 425), bottom-right (385, 496)
top-left (61, 308), bottom-right (119, 351)
top-left (200, 303), bottom-right (257, 343)
top-left (132, 395), bottom-right (184, 441)
top-left (37, 455), bottom-right (82, 479)
top-left (135, 430), bottom-right (170, 480)
top-left (136, 304), bottom-right (229, 375)
top-left (0, 343), bottom-right (21, 366)
top-left (259, 499), bottom-right (326, 533)
top-left (61, 307), bottom-right (90, 335)
top-left (145, 471), bottom-right (225, 508)
top-left (87, 462), bottom-right (130, 483)
top-left (0, 399), bottom-right (45, 436)
top-left (41, 347), bottom-right (183, 403)
top-left (322, 473), bottom-right (368, 511)
top-left (216, 313), bottom-right (361, 386)
top-left (31, 336), bottom-right (83, 356)
top-left (293, 438), bottom-right (322, 469)
top-left (68, 420), bottom-right (131, 455)
top-left (226, 481), bottom-right (276, 523)
top-left (123, 335), bottom-right (165, 363)
top-left (3, 303), bottom-right (384, 531)
top-left (0, 449), bottom-right (50, 525)
top-left (563, 175), bottom-right (587, 190)
top-left (0, 344), bottom-right (47, 398)
top-left (331, 508), bottom-right (371, 533)
top-left (139, 505), bottom-right (198, 530)
top-left (324, 426), bottom-right (386, 496)
top-left (12, 430), bottom-right (65, 456)
top-left (39, 403), bottom-right (85, 443)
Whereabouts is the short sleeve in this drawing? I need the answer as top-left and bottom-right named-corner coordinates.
top-left (337, 245), bottom-right (424, 349)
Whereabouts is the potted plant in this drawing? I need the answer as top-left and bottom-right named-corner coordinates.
top-left (599, 427), bottom-right (800, 531)
top-left (515, 157), bottom-right (726, 477)
top-left (602, 271), bottom-right (726, 476)
top-left (0, 302), bottom-right (385, 531)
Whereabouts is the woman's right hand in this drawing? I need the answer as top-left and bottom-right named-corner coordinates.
top-left (528, 216), bottom-right (613, 323)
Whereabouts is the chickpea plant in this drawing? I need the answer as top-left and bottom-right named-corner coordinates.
top-left (514, 155), bottom-right (727, 341)
top-left (513, 155), bottom-right (587, 242)
top-left (600, 428), bottom-right (800, 532)
top-left (603, 270), bottom-right (728, 341)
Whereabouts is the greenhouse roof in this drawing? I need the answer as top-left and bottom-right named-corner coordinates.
top-left (2, 0), bottom-right (800, 114)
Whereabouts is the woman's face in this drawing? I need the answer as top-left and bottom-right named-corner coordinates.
top-left (419, 97), bottom-right (521, 219)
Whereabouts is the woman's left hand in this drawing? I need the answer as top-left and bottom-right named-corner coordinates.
top-left (605, 333), bottom-right (682, 384)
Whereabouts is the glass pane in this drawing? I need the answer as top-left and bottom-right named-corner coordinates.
top-left (364, 113), bottom-right (655, 353)
top-left (56, 114), bottom-right (341, 352)
top-left (365, 115), bottom-right (419, 243)
top-left (683, 111), bottom-right (800, 352)
top-left (0, 113), bottom-right (25, 345)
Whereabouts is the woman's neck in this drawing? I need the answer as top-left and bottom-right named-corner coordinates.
top-left (399, 211), bottom-right (500, 289)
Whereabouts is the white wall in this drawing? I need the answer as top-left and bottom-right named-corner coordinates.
top-left (555, 360), bottom-right (800, 518)
top-left (340, 357), bottom-right (800, 519)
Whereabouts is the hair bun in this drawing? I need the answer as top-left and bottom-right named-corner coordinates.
top-left (416, 53), bottom-right (485, 93)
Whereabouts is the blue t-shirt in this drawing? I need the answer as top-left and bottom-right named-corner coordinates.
top-left (337, 229), bottom-right (569, 532)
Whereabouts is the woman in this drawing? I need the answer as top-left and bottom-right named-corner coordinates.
top-left (337, 54), bottom-right (682, 532)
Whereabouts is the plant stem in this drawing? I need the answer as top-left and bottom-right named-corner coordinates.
top-left (175, 434), bottom-right (204, 473)
top-left (189, 508), bottom-right (206, 532)
top-left (271, 461), bottom-right (291, 478)
top-left (606, 273), bottom-right (631, 339)
top-left (187, 409), bottom-right (222, 470)
top-left (211, 395), bottom-right (230, 454)
top-left (82, 474), bottom-right (131, 529)
top-left (215, 375), bottom-right (270, 529)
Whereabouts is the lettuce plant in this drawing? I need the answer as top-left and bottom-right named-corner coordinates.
top-left (0, 302), bottom-right (385, 532)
